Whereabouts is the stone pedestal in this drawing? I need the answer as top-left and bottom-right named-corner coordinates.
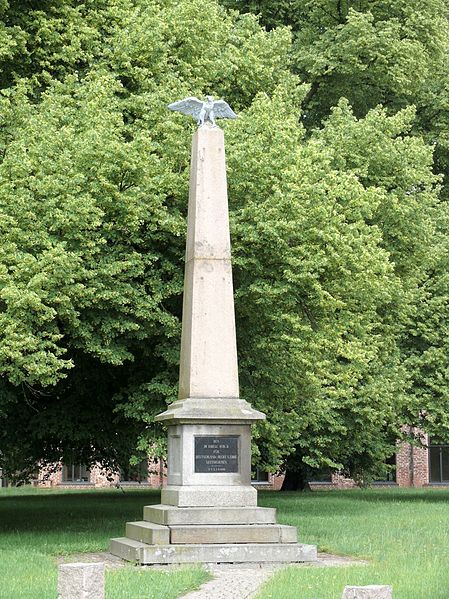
top-left (110, 123), bottom-right (317, 565)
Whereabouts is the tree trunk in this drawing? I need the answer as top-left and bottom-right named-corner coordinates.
top-left (280, 467), bottom-right (308, 491)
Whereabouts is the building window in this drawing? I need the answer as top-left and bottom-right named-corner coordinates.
top-left (307, 468), bottom-right (332, 483)
top-left (62, 463), bottom-right (90, 483)
top-left (429, 439), bottom-right (449, 483)
top-left (374, 454), bottom-right (396, 483)
top-left (119, 460), bottom-right (149, 483)
top-left (251, 468), bottom-right (270, 483)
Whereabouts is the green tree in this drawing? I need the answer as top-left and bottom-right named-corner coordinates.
top-left (221, 0), bottom-right (449, 486)
top-left (0, 0), bottom-right (443, 487)
top-left (0, 0), bottom-right (294, 479)
top-left (226, 87), bottom-right (440, 487)
top-left (221, 1), bottom-right (449, 193)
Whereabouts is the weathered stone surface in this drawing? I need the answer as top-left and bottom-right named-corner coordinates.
top-left (141, 542), bottom-right (318, 565)
top-left (143, 505), bottom-right (277, 526)
top-left (166, 423), bottom-right (252, 487)
top-left (342, 585), bottom-right (393, 598)
top-left (58, 562), bottom-right (104, 599)
top-left (176, 125), bottom-right (239, 402)
top-left (161, 485), bottom-right (258, 507)
top-left (156, 397), bottom-right (265, 425)
top-left (125, 521), bottom-right (169, 545)
top-left (110, 538), bottom-right (145, 562)
top-left (110, 538), bottom-right (317, 564)
top-left (279, 525), bottom-right (298, 543)
top-left (169, 524), bottom-right (297, 544)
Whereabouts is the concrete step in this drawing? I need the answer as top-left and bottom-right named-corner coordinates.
top-left (125, 521), bottom-right (170, 545)
top-left (110, 539), bottom-right (317, 564)
top-left (169, 524), bottom-right (297, 544)
top-left (144, 505), bottom-right (277, 526)
top-left (110, 537), bottom-right (145, 562)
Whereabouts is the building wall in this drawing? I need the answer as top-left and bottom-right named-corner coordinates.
top-left (396, 431), bottom-right (429, 488)
top-left (252, 473), bottom-right (284, 491)
top-left (38, 464), bottom-right (118, 488)
top-left (34, 434), bottom-right (437, 490)
top-left (37, 461), bottom-right (166, 489)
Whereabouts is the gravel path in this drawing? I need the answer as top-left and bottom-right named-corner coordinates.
top-left (179, 555), bottom-right (368, 599)
top-left (181, 564), bottom-right (279, 599)
top-left (59, 551), bottom-right (368, 599)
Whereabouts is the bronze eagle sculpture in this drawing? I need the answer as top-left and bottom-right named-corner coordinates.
top-left (168, 96), bottom-right (237, 126)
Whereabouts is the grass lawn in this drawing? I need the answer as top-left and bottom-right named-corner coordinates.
top-left (257, 488), bottom-right (449, 599)
top-left (1, 487), bottom-right (449, 598)
top-left (0, 486), bottom-right (209, 598)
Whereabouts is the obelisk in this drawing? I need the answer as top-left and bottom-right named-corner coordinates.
top-left (110, 98), bottom-right (317, 564)
top-left (155, 121), bottom-right (265, 509)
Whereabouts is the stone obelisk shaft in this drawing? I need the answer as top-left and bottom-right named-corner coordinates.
top-left (178, 124), bottom-right (239, 400)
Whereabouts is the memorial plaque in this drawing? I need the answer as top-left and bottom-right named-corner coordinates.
top-left (195, 436), bottom-right (239, 473)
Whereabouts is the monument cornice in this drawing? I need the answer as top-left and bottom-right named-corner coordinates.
top-left (155, 397), bottom-right (266, 425)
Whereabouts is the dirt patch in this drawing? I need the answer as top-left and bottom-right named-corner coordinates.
top-left (57, 551), bottom-right (368, 570)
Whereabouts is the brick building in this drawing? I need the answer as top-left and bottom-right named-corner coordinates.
top-left (308, 434), bottom-right (448, 490)
top-left (394, 433), bottom-right (449, 488)
top-left (35, 461), bottom-right (283, 490)
top-left (31, 434), bottom-right (449, 490)
top-left (36, 460), bottom-right (165, 489)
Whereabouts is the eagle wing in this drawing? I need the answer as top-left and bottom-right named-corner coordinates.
top-left (213, 100), bottom-right (237, 119)
top-left (168, 97), bottom-right (204, 120)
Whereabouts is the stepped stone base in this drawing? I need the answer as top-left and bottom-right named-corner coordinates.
top-left (110, 537), bottom-right (317, 564)
top-left (110, 502), bottom-right (317, 566)
top-left (125, 521), bottom-right (170, 545)
top-left (123, 519), bottom-right (297, 546)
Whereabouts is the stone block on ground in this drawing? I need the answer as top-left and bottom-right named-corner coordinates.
top-left (342, 585), bottom-right (393, 598)
top-left (58, 562), bottom-right (104, 599)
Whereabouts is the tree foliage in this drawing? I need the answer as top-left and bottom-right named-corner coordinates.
top-left (221, 0), bottom-right (449, 191)
top-left (0, 0), bottom-right (295, 477)
top-left (220, 0), bottom-right (449, 484)
top-left (0, 0), bottom-right (445, 484)
top-left (226, 88), bottom-right (440, 480)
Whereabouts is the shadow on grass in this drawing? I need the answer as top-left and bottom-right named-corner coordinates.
top-left (0, 488), bottom-right (160, 503)
top-left (3, 487), bottom-right (449, 536)
top-left (0, 489), bottom-right (161, 533)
